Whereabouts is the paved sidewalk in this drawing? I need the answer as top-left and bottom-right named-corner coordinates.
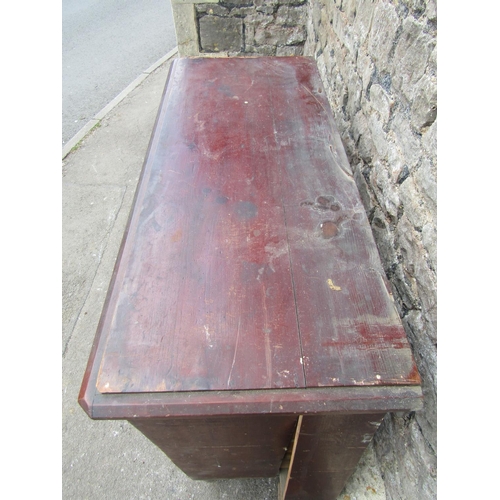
top-left (62, 53), bottom-right (386, 500)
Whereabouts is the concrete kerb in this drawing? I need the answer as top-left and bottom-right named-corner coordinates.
top-left (62, 47), bottom-right (179, 160)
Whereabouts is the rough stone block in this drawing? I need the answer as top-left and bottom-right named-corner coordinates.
top-left (352, 110), bottom-right (368, 144)
top-left (398, 214), bottom-right (437, 331)
top-left (344, 65), bottom-right (362, 117)
top-left (407, 420), bottom-right (436, 495)
top-left (369, 83), bottom-right (393, 125)
top-left (391, 17), bottom-right (434, 98)
top-left (375, 414), bottom-right (422, 499)
top-left (425, 0), bottom-right (437, 21)
top-left (353, 162), bottom-right (377, 212)
top-left (378, 408), bottom-right (433, 500)
top-left (340, 128), bottom-right (357, 163)
top-left (172, 0), bottom-right (218, 3)
top-left (245, 10), bottom-right (274, 23)
top-left (399, 175), bottom-right (428, 231)
top-left (229, 6), bottom-right (256, 17)
top-left (357, 135), bottom-right (374, 164)
top-left (343, 0), bottom-right (357, 22)
top-left (245, 44), bottom-right (277, 55)
top-left (422, 120), bottom-right (437, 156)
top-left (254, 23), bottom-right (306, 46)
top-left (403, 311), bottom-right (434, 368)
top-left (395, 215), bottom-right (423, 308)
top-left (277, 0), bottom-right (306, 5)
top-left (390, 113), bottom-right (421, 169)
top-left (221, 0), bottom-right (253, 5)
top-left (414, 271), bottom-right (437, 346)
top-left (315, 43), bottom-right (334, 76)
top-left (410, 347), bottom-right (437, 448)
top-left (276, 4), bottom-right (307, 25)
top-left (386, 144), bottom-right (406, 184)
top-left (368, 114), bottom-right (388, 159)
top-left (173, 3), bottom-right (199, 56)
top-left (370, 207), bottom-right (398, 269)
top-left (256, 5), bottom-right (276, 14)
top-left (343, 23), bottom-right (360, 63)
top-left (196, 4), bottom-right (230, 16)
top-left (414, 157), bottom-right (437, 210)
top-left (372, 159), bottom-right (400, 221)
top-left (276, 44), bottom-right (304, 56)
top-left (357, 48), bottom-right (374, 94)
top-left (245, 22), bottom-right (257, 46)
top-left (368, 2), bottom-right (400, 73)
top-left (199, 15), bottom-right (243, 52)
top-left (254, 0), bottom-right (278, 7)
top-left (339, 441), bottom-right (387, 500)
top-left (319, 6), bottom-right (333, 48)
top-left (352, 0), bottom-right (376, 45)
top-left (389, 414), bottom-right (436, 499)
top-left (399, 0), bottom-right (427, 17)
top-left (302, 20), bottom-right (314, 57)
top-left (411, 74), bottom-right (437, 131)
top-left (329, 2), bottom-right (348, 44)
top-left (421, 222), bottom-right (436, 273)
top-left (373, 415), bottom-right (403, 499)
top-left (309, 0), bottom-right (323, 36)
top-left (391, 262), bottom-right (421, 314)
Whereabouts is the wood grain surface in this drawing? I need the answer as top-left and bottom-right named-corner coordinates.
top-left (91, 57), bottom-right (419, 396)
top-left (130, 415), bottom-right (299, 479)
top-left (284, 413), bottom-right (385, 499)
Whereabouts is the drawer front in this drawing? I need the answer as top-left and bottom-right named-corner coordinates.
top-left (130, 414), bottom-right (299, 479)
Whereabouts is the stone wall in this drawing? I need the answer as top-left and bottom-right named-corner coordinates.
top-left (172, 0), bottom-right (308, 56)
top-left (303, 1), bottom-right (437, 498)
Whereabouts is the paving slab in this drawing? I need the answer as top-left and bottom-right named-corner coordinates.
top-left (62, 53), bottom-right (386, 500)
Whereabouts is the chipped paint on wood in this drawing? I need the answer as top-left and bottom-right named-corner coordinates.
top-left (327, 278), bottom-right (342, 291)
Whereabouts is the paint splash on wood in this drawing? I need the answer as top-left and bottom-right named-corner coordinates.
top-left (327, 278), bottom-right (341, 291)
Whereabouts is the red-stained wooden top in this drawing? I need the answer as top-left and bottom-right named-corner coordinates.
top-left (94, 57), bottom-right (420, 396)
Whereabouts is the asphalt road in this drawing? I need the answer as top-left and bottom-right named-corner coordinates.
top-left (62, 0), bottom-right (177, 146)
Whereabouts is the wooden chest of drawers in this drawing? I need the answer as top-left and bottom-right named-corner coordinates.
top-left (79, 56), bottom-right (422, 499)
